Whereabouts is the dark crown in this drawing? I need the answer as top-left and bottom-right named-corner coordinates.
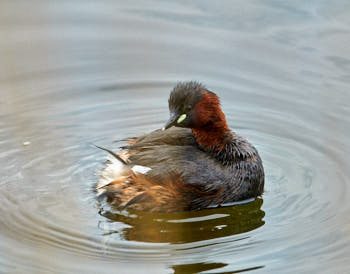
top-left (169, 81), bottom-right (206, 112)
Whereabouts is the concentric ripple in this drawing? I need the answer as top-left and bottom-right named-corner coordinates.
top-left (1, 1), bottom-right (350, 273)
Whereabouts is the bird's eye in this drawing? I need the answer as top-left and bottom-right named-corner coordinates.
top-left (185, 105), bottom-right (192, 112)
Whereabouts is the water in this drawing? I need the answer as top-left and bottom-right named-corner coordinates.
top-left (1, 1), bottom-right (350, 273)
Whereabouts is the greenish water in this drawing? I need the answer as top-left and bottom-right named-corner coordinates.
top-left (1, 1), bottom-right (350, 273)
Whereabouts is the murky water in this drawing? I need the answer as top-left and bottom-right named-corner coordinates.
top-left (1, 1), bottom-right (350, 273)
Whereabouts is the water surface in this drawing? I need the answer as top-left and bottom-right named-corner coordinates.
top-left (1, 1), bottom-right (350, 273)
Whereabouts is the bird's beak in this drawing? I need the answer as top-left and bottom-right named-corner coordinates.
top-left (162, 113), bottom-right (187, 131)
top-left (162, 112), bottom-right (178, 131)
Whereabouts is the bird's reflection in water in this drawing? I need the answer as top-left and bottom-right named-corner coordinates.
top-left (171, 262), bottom-right (264, 274)
top-left (99, 198), bottom-right (265, 244)
top-left (172, 262), bottom-right (228, 274)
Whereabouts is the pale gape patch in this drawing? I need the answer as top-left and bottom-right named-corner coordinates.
top-left (97, 156), bottom-right (152, 195)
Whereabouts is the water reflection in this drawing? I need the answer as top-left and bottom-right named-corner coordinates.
top-left (1, 0), bottom-right (350, 272)
top-left (171, 263), bottom-right (264, 274)
top-left (171, 262), bottom-right (228, 274)
top-left (99, 199), bottom-right (265, 244)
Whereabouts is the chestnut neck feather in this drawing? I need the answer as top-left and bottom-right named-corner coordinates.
top-left (192, 124), bottom-right (231, 151)
top-left (191, 92), bottom-right (231, 151)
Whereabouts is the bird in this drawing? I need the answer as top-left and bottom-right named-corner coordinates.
top-left (96, 81), bottom-right (264, 213)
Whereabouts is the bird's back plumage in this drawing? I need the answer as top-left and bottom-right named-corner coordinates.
top-left (97, 127), bottom-right (264, 213)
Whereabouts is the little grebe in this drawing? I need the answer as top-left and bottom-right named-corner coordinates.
top-left (96, 82), bottom-right (264, 213)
